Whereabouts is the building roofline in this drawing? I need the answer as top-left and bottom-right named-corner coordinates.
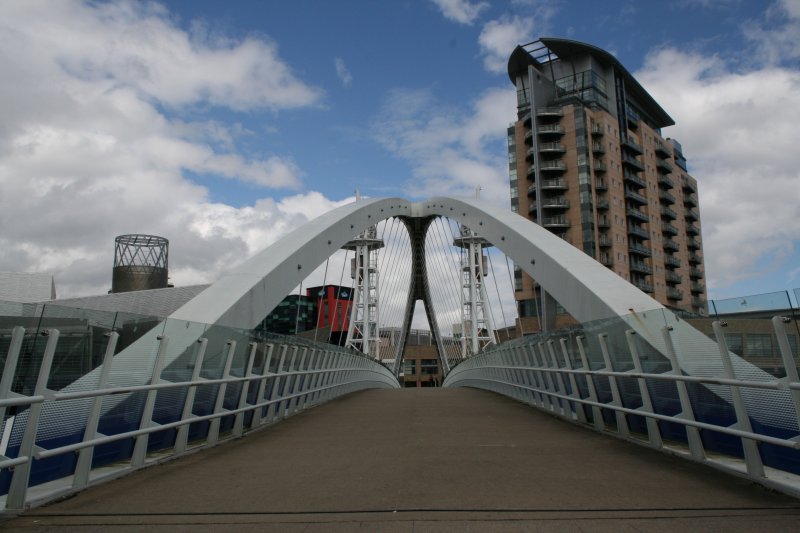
top-left (508, 37), bottom-right (675, 128)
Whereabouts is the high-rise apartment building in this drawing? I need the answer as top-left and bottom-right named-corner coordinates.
top-left (507, 38), bottom-right (707, 329)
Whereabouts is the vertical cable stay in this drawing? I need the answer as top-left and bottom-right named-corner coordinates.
top-left (505, 254), bottom-right (524, 337)
top-left (486, 250), bottom-right (511, 341)
top-left (314, 257), bottom-right (330, 343)
top-left (328, 249), bottom-right (350, 346)
top-left (427, 219), bottom-right (461, 337)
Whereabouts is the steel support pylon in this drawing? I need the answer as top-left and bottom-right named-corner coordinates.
top-left (344, 225), bottom-right (384, 358)
top-left (453, 225), bottom-right (497, 357)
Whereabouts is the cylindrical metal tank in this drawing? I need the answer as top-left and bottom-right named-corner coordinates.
top-left (111, 234), bottom-right (169, 293)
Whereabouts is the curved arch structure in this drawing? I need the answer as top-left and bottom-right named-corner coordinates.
top-left (13, 195), bottom-right (796, 446)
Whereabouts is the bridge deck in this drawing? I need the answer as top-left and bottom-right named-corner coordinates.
top-left (4, 388), bottom-right (800, 531)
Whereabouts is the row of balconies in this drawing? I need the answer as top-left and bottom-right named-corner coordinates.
top-left (630, 260), bottom-right (653, 275)
top-left (627, 207), bottom-right (649, 223)
top-left (622, 135), bottom-right (643, 155)
top-left (661, 222), bottom-right (679, 236)
top-left (629, 242), bottom-right (653, 257)
top-left (627, 223), bottom-right (649, 240)
top-left (624, 188), bottom-right (648, 205)
top-left (624, 170), bottom-right (647, 189)
top-left (665, 255), bottom-right (681, 268)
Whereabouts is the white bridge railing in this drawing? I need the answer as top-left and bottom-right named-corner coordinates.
top-left (445, 311), bottom-right (800, 497)
top-left (0, 314), bottom-right (398, 512)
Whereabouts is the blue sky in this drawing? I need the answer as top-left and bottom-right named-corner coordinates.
top-left (0, 0), bottom-right (798, 309)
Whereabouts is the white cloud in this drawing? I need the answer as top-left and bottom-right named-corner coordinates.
top-left (374, 87), bottom-right (516, 205)
top-left (430, 0), bottom-right (489, 25)
top-left (478, 15), bottom-right (535, 73)
top-left (335, 57), bottom-right (353, 87)
top-left (0, 1), bottom-right (338, 298)
top-left (636, 47), bottom-right (800, 290)
top-left (743, 0), bottom-right (800, 64)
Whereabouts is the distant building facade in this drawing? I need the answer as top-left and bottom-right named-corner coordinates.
top-left (507, 38), bottom-right (707, 330)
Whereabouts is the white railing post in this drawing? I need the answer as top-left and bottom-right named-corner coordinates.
top-left (661, 326), bottom-right (704, 461)
top-left (712, 321), bottom-right (765, 478)
top-left (598, 333), bottom-right (630, 438)
top-left (6, 328), bottom-right (60, 510)
top-left (0, 326), bottom-right (25, 452)
top-left (625, 330), bottom-right (662, 448)
top-left (131, 335), bottom-right (170, 468)
top-left (772, 316), bottom-right (800, 431)
top-left (538, 342), bottom-right (562, 415)
top-left (266, 345), bottom-right (287, 423)
top-left (73, 332), bottom-right (119, 490)
top-left (559, 338), bottom-right (587, 424)
top-left (575, 335), bottom-right (604, 431)
top-left (206, 340), bottom-right (237, 445)
top-left (174, 338), bottom-right (208, 454)
top-left (547, 340), bottom-right (569, 418)
top-left (233, 342), bottom-right (258, 437)
top-left (287, 347), bottom-right (307, 415)
top-left (250, 343), bottom-right (274, 429)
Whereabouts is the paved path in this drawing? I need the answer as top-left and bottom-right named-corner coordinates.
top-left (3, 388), bottom-right (799, 531)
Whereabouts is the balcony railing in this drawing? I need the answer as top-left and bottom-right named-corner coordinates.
top-left (596, 198), bottom-right (609, 210)
top-left (541, 178), bottom-right (568, 190)
top-left (537, 124), bottom-right (565, 135)
top-left (539, 160), bottom-right (566, 172)
top-left (663, 238), bottom-right (680, 252)
top-left (622, 135), bottom-right (643, 155)
top-left (541, 197), bottom-right (570, 209)
top-left (629, 243), bottom-right (653, 257)
top-left (659, 190), bottom-right (676, 204)
top-left (627, 224), bottom-right (650, 240)
top-left (688, 253), bottom-right (702, 264)
top-left (630, 260), bottom-right (653, 275)
top-left (665, 271), bottom-right (683, 284)
top-left (626, 207), bottom-right (650, 223)
top-left (594, 178), bottom-right (608, 190)
top-left (539, 142), bottom-right (565, 153)
top-left (690, 267), bottom-right (704, 279)
top-left (597, 216), bottom-right (611, 228)
top-left (686, 224), bottom-right (700, 236)
top-left (599, 254), bottom-right (613, 266)
top-left (598, 236), bottom-right (612, 248)
top-left (543, 216), bottom-right (570, 228)
top-left (664, 255), bottom-right (681, 268)
top-left (593, 160), bottom-right (607, 173)
top-left (591, 123), bottom-right (604, 136)
top-left (667, 288), bottom-right (683, 300)
top-left (624, 170), bottom-right (647, 189)
top-left (691, 283), bottom-right (706, 294)
top-left (682, 176), bottom-right (697, 192)
top-left (527, 184), bottom-right (536, 197)
top-left (622, 154), bottom-right (645, 171)
top-left (691, 297), bottom-right (705, 308)
top-left (624, 188), bottom-right (648, 205)
top-left (537, 107), bottom-right (564, 118)
top-left (660, 206), bottom-right (678, 220)
top-left (684, 193), bottom-right (698, 207)
top-left (656, 159), bottom-right (673, 174)
top-left (654, 139), bottom-right (672, 158)
top-left (592, 142), bottom-right (605, 154)
top-left (661, 222), bottom-right (678, 236)
top-left (685, 208), bottom-right (700, 221)
top-left (633, 279), bottom-right (654, 293)
top-left (658, 174), bottom-right (674, 189)
top-left (687, 237), bottom-right (701, 250)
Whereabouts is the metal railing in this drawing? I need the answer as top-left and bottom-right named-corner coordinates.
top-left (0, 310), bottom-right (398, 511)
top-left (445, 309), bottom-right (800, 496)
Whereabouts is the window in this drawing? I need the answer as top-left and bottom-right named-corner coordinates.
top-left (745, 334), bottom-right (773, 357)
top-left (403, 359), bottom-right (416, 375)
top-left (420, 359), bottom-right (439, 375)
top-left (724, 333), bottom-right (743, 355)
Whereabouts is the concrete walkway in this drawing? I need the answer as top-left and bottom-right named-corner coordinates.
top-left (3, 388), bottom-right (799, 531)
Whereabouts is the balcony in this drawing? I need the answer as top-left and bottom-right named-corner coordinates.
top-left (539, 142), bottom-right (566, 153)
top-left (629, 242), bottom-right (653, 257)
top-left (667, 288), bottom-right (683, 301)
top-left (623, 170), bottom-right (647, 189)
top-left (626, 207), bottom-right (649, 223)
top-left (522, 113), bottom-right (532, 126)
top-left (543, 215), bottom-right (570, 228)
top-left (685, 208), bottom-right (700, 221)
top-left (634, 280), bottom-right (655, 293)
top-left (625, 207), bottom-right (650, 222)
top-left (624, 188), bottom-right (648, 205)
top-left (622, 154), bottom-right (645, 171)
top-left (527, 184), bottom-right (536, 197)
top-left (654, 140), bottom-right (671, 158)
top-left (627, 224), bottom-right (649, 239)
top-left (686, 224), bottom-right (700, 236)
top-left (682, 176), bottom-right (697, 192)
top-left (691, 297), bottom-right (705, 308)
top-left (598, 235), bottom-right (612, 248)
top-left (592, 142), bottom-right (605, 154)
top-left (665, 271), bottom-right (682, 284)
top-left (593, 160), bottom-right (607, 173)
top-left (691, 282), bottom-right (705, 294)
top-left (663, 238), bottom-right (680, 252)
top-left (526, 147), bottom-right (536, 161)
top-left (664, 255), bottom-right (681, 268)
top-left (657, 174), bottom-right (674, 189)
top-left (538, 124), bottom-right (565, 136)
top-left (524, 129), bottom-right (533, 145)
top-left (659, 190), bottom-right (676, 204)
top-left (687, 237), bottom-right (701, 250)
top-left (541, 178), bottom-right (568, 190)
top-left (597, 216), bottom-right (611, 228)
top-left (541, 196), bottom-right (570, 210)
top-left (599, 254), bottom-right (613, 267)
top-left (539, 160), bottom-right (566, 172)
top-left (690, 267), bottom-right (704, 279)
top-left (688, 253), bottom-right (702, 264)
top-left (596, 197), bottom-right (609, 210)
top-left (594, 178), bottom-right (608, 190)
top-left (684, 193), bottom-right (698, 207)
top-left (660, 206), bottom-right (677, 220)
top-left (630, 260), bottom-right (653, 275)
top-left (537, 107), bottom-right (564, 119)
top-left (591, 123), bottom-right (604, 136)
top-left (622, 135), bottom-right (643, 155)
top-left (527, 165), bottom-right (536, 178)
top-left (656, 159), bottom-right (673, 174)
top-left (661, 222), bottom-right (679, 236)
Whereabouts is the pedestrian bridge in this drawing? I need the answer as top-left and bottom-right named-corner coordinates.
top-left (1, 197), bottom-right (800, 526)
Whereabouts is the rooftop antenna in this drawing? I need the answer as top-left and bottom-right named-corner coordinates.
top-left (355, 188), bottom-right (361, 202)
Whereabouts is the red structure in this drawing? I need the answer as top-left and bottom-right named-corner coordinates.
top-left (307, 285), bottom-right (353, 344)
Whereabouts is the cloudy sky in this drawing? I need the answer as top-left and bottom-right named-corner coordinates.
top-left (1, 0), bottom-right (798, 315)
